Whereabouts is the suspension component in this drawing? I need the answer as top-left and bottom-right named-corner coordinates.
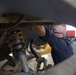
top-left (29, 40), bottom-right (47, 72)
top-left (8, 28), bottom-right (29, 73)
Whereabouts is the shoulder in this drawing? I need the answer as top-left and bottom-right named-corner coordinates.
top-left (62, 38), bottom-right (73, 44)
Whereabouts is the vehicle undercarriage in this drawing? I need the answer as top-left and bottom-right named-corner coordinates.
top-left (0, 0), bottom-right (76, 75)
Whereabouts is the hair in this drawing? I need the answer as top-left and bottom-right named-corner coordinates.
top-left (50, 23), bottom-right (66, 29)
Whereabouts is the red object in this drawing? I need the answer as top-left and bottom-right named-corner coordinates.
top-left (66, 30), bottom-right (75, 37)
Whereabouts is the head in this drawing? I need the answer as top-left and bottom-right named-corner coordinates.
top-left (51, 24), bottom-right (66, 38)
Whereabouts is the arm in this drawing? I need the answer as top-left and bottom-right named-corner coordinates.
top-left (31, 25), bottom-right (46, 37)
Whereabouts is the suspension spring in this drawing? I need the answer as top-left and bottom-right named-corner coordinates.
top-left (7, 28), bottom-right (29, 72)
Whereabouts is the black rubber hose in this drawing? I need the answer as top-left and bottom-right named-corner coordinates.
top-left (29, 40), bottom-right (41, 59)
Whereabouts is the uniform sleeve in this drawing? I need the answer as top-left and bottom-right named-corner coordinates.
top-left (40, 28), bottom-right (61, 48)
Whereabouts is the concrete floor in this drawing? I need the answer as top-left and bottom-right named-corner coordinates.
top-left (72, 42), bottom-right (76, 54)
